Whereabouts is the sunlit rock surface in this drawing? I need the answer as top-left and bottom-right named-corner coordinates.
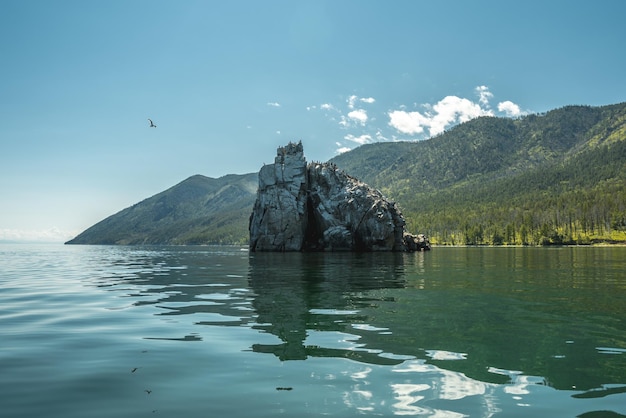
top-left (248, 142), bottom-right (308, 251)
top-left (249, 141), bottom-right (430, 252)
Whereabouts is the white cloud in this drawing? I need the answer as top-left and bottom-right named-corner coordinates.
top-left (347, 95), bottom-right (358, 109)
top-left (335, 142), bottom-right (352, 154)
top-left (267, 102), bottom-right (281, 107)
top-left (475, 85), bottom-right (493, 106)
top-left (375, 130), bottom-right (390, 141)
top-left (389, 94), bottom-right (493, 137)
top-left (309, 103), bottom-right (336, 113)
top-left (347, 109), bottom-right (368, 125)
top-left (336, 146), bottom-right (352, 154)
top-left (318, 86), bottom-right (527, 144)
top-left (0, 227), bottom-right (77, 243)
top-left (311, 96), bottom-right (375, 129)
top-left (430, 96), bottom-right (491, 135)
top-left (498, 100), bottom-right (523, 117)
top-left (347, 95), bottom-right (375, 109)
top-left (344, 134), bottom-right (372, 145)
top-left (388, 110), bottom-right (428, 135)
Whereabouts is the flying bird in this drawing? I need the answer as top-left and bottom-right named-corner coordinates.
top-left (148, 118), bottom-right (156, 128)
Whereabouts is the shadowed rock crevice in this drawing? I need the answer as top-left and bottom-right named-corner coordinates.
top-left (249, 142), bottom-right (430, 252)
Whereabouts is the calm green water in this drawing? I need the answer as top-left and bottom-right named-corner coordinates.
top-left (1, 244), bottom-right (625, 417)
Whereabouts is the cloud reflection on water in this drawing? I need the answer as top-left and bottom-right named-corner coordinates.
top-left (84, 245), bottom-right (626, 416)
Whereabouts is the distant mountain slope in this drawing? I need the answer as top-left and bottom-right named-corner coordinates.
top-left (66, 173), bottom-right (257, 245)
top-left (68, 102), bottom-right (626, 246)
top-left (330, 104), bottom-right (624, 192)
top-left (330, 102), bottom-right (626, 245)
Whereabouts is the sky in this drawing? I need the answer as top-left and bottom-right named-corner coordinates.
top-left (1, 0), bottom-right (625, 242)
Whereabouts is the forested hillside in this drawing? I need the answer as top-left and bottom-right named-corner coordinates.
top-left (330, 103), bottom-right (626, 245)
top-left (66, 174), bottom-right (257, 245)
top-left (67, 102), bottom-right (626, 246)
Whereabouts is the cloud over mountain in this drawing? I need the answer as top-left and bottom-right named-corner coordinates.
top-left (389, 95), bottom-right (491, 137)
top-left (498, 100), bottom-right (523, 117)
top-left (307, 86), bottom-right (527, 154)
top-left (344, 133), bottom-right (372, 145)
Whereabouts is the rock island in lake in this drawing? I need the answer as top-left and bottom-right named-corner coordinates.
top-left (249, 141), bottom-right (430, 252)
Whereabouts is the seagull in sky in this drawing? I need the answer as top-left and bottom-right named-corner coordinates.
top-left (148, 118), bottom-right (157, 128)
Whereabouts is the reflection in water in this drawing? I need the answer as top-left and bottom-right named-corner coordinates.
top-left (90, 246), bottom-right (258, 338)
top-left (391, 360), bottom-right (497, 416)
top-left (248, 251), bottom-right (409, 362)
top-left (244, 248), bottom-right (626, 416)
top-left (405, 247), bottom-right (626, 391)
top-left (83, 246), bottom-right (626, 416)
top-left (92, 246), bottom-right (626, 389)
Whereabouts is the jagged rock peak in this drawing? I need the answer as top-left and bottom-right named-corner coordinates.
top-left (249, 141), bottom-right (308, 252)
top-left (249, 141), bottom-right (430, 252)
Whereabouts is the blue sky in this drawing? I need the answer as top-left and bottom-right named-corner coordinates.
top-left (1, 0), bottom-right (625, 242)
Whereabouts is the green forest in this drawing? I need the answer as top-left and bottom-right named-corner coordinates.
top-left (331, 103), bottom-right (626, 246)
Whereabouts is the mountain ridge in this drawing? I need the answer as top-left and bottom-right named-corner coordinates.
top-left (66, 173), bottom-right (257, 245)
top-left (328, 103), bottom-right (626, 245)
top-left (66, 102), bottom-right (626, 246)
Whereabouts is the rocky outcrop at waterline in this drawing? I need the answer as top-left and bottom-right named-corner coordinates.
top-left (248, 141), bottom-right (430, 252)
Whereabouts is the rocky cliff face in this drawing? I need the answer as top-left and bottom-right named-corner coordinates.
top-left (248, 142), bottom-right (308, 251)
top-left (249, 141), bottom-right (429, 252)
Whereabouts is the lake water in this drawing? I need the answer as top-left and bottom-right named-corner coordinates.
top-left (1, 244), bottom-right (625, 417)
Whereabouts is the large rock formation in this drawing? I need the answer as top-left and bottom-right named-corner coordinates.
top-left (249, 141), bottom-right (430, 252)
top-left (248, 142), bottom-right (309, 251)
